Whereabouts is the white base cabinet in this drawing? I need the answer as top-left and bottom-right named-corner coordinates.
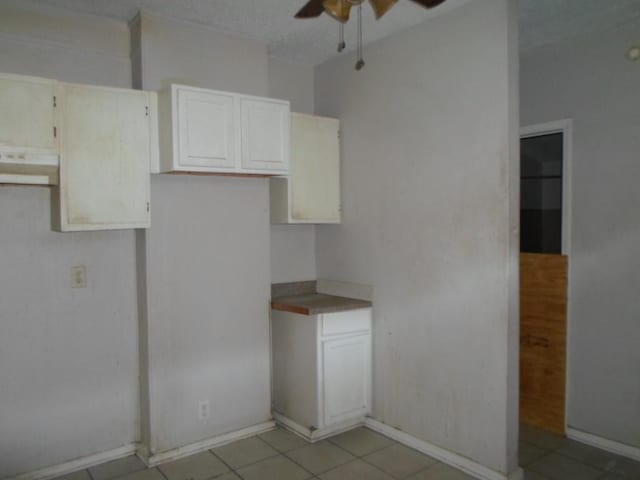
top-left (271, 308), bottom-right (372, 441)
top-left (270, 113), bottom-right (341, 224)
top-left (158, 84), bottom-right (290, 175)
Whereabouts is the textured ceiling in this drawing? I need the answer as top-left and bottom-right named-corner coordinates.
top-left (7, 0), bottom-right (640, 64)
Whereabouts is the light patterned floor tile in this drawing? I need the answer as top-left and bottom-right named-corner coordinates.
top-left (519, 442), bottom-right (549, 467)
top-left (112, 468), bottom-right (164, 480)
top-left (286, 440), bottom-right (355, 474)
top-left (363, 443), bottom-right (437, 479)
top-left (158, 451), bottom-right (228, 480)
top-left (528, 453), bottom-right (602, 480)
top-left (88, 456), bottom-right (146, 480)
top-left (211, 436), bottom-right (278, 469)
top-left (328, 428), bottom-right (395, 457)
top-left (214, 473), bottom-right (241, 480)
top-left (519, 426), bottom-right (566, 451)
top-left (556, 440), bottom-right (622, 471)
top-left (259, 428), bottom-right (309, 452)
top-left (407, 462), bottom-right (476, 480)
top-left (607, 457), bottom-right (640, 478)
top-left (53, 470), bottom-right (92, 480)
top-left (319, 459), bottom-right (395, 480)
top-left (522, 470), bottom-right (549, 480)
top-left (235, 454), bottom-right (312, 480)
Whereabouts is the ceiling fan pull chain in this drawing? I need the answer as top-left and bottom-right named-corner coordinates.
top-left (355, 3), bottom-right (365, 70)
top-left (338, 22), bottom-right (346, 52)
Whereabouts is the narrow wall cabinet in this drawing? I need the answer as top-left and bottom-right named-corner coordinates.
top-left (271, 307), bottom-right (372, 441)
top-left (0, 74), bottom-right (60, 184)
top-left (53, 83), bottom-right (154, 231)
top-left (270, 113), bottom-right (340, 224)
top-left (157, 84), bottom-right (290, 175)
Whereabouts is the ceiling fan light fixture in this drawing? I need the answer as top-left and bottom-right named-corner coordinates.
top-left (370, 0), bottom-right (398, 19)
top-left (322, 0), bottom-right (352, 23)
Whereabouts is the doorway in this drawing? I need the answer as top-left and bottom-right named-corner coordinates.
top-left (519, 120), bottom-right (571, 435)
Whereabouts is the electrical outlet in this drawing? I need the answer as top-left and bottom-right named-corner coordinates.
top-left (198, 400), bottom-right (210, 421)
top-left (71, 266), bottom-right (86, 288)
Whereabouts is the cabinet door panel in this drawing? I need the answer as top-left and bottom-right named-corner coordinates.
top-left (177, 89), bottom-right (235, 169)
top-left (59, 84), bottom-right (150, 230)
top-left (0, 76), bottom-right (57, 153)
top-left (240, 98), bottom-right (289, 172)
top-left (291, 114), bottom-right (340, 222)
top-left (322, 334), bottom-right (371, 426)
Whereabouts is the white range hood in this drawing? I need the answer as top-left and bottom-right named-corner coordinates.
top-left (0, 150), bottom-right (59, 185)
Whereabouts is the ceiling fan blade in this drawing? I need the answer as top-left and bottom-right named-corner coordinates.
top-left (294, 0), bottom-right (325, 18)
top-left (370, 0), bottom-right (398, 19)
top-left (408, 0), bottom-right (447, 9)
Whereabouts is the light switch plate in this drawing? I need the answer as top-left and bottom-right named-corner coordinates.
top-left (71, 265), bottom-right (86, 288)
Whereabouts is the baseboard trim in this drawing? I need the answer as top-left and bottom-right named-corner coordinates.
top-left (566, 428), bottom-right (640, 462)
top-left (138, 420), bottom-right (277, 467)
top-left (8, 444), bottom-right (138, 480)
top-left (273, 412), bottom-right (365, 443)
top-left (364, 418), bottom-right (523, 480)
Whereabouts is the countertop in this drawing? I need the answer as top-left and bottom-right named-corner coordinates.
top-left (271, 293), bottom-right (372, 316)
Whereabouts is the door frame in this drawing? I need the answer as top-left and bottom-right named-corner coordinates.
top-left (520, 119), bottom-right (572, 256)
top-left (520, 118), bottom-right (573, 434)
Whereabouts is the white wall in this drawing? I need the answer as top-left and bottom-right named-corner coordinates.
top-left (133, 10), bottom-right (268, 95)
top-left (0, 5), bottom-right (138, 475)
top-left (0, 0), bottom-right (130, 88)
top-left (142, 176), bottom-right (271, 453)
top-left (267, 57), bottom-right (317, 284)
top-left (521, 20), bottom-right (640, 448)
top-left (132, 11), bottom-right (274, 455)
top-left (315, 0), bottom-right (519, 475)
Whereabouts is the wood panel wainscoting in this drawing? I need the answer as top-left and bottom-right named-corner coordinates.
top-left (520, 253), bottom-right (568, 434)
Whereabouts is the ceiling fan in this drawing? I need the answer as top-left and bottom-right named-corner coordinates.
top-left (295, 0), bottom-right (447, 23)
top-left (294, 0), bottom-right (447, 70)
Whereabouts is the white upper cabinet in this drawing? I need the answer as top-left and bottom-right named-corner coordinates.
top-left (240, 97), bottom-right (289, 172)
top-left (158, 84), bottom-right (290, 175)
top-left (54, 83), bottom-right (153, 231)
top-left (176, 88), bottom-right (236, 171)
top-left (270, 113), bottom-right (340, 224)
top-left (0, 74), bottom-right (59, 184)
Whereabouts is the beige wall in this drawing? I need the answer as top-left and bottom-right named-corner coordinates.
top-left (315, 0), bottom-right (520, 474)
top-left (133, 10), bottom-right (272, 455)
top-left (521, 19), bottom-right (640, 449)
top-left (0, 4), bottom-right (138, 476)
top-left (267, 56), bottom-right (318, 284)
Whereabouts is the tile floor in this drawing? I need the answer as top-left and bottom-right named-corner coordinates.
top-left (53, 425), bottom-right (640, 480)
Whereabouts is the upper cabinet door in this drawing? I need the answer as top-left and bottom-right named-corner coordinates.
top-left (56, 84), bottom-right (151, 231)
top-left (0, 75), bottom-right (58, 155)
top-left (291, 114), bottom-right (340, 222)
top-left (240, 97), bottom-right (289, 173)
top-left (176, 88), bottom-right (236, 170)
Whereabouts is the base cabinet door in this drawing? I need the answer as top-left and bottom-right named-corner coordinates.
top-left (56, 83), bottom-right (151, 231)
top-left (322, 333), bottom-right (371, 426)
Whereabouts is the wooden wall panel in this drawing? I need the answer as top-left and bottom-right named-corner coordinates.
top-left (520, 253), bottom-right (568, 434)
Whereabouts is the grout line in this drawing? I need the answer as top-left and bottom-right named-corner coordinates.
top-left (280, 443), bottom-right (353, 477)
top-left (154, 466), bottom-right (170, 480)
top-left (207, 449), bottom-right (236, 476)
